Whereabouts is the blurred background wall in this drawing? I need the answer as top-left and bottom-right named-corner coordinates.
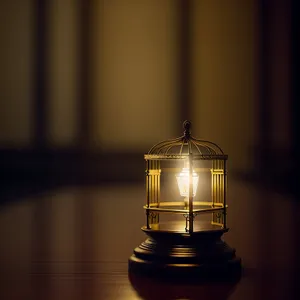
top-left (0, 0), bottom-right (297, 188)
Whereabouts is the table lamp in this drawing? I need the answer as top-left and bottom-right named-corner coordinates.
top-left (128, 121), bottom-right (241, 279)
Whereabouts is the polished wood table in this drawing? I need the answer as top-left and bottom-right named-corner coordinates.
top-left (0, 182), bottom-right (297, 299)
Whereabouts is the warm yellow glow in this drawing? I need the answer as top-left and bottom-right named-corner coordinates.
top-left (176, 167), bottom-right (199, 197)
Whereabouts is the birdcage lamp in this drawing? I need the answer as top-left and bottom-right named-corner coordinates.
top-left (128, 121), bottom-right (241, 279)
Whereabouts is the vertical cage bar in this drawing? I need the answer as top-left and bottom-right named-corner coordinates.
top-left (217, 173), bottom-right (220, 204)
top-left (211, 160), bottom-right (215, 225)
top-left (150, 161), bottom-right (152, 204)
top-left (219, 161), bottom-right (221, 208)
top-left (157, 161), bottom-right (159, 217)
top-left (146, 160), bottom-right (149, 207)
top-left (216, 160), bottom-right (219, 204)
top-left (146, 160), bottom-right (150, 229)
top-left (152, 161), bottom-right (155, 205)
top-left (151, 160), bottom-right (154, 223)
top-left (220, 172), bottom-right (223, 203)
top-left (155, 160), bottom-right (158, 206)
top-left (223, 159), bottom-right (227, 229)
top-left (155, 174), bottom-right (157, 205)
top-left (150, 160), bottom-right (158, 224)
top-left (212, 164), bottom-right (214, 205)
top-left (214, 160), bottom-right (216, 205)
top-left (150, 161), bottom-right (154, 223)
top-left (158, 160), bottom-right (160, 207)
top-left (220, 161), bottom-right (224, 227)
top-left (211, 160), bottom-right (214, 208)
top-left (188, 152), bottom-right (194, 234)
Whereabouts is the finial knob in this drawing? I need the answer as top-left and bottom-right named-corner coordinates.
top-left (183, 120), bottom-right (191, 137)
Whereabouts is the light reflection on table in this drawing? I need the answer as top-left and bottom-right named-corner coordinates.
top-left (0, 183), bottom-right (297, 299)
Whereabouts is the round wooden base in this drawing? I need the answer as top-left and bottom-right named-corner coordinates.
top-left (128, 227), bottom-right (241, 281)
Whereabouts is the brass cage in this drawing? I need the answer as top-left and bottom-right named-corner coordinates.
top-left (144, 121), bottom-right (228, 234)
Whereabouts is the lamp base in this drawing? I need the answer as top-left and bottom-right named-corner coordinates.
top-left (128, 227), bottom-right (241, 281)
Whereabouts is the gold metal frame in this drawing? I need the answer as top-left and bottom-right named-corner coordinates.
top-left (144, 120), bottom-right (228, 233)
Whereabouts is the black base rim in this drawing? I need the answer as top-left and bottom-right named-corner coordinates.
top-left (128, 229), bottom-right (242, 281)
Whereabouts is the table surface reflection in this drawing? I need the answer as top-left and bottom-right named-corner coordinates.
top-left (0, 183), bottom-right (297, 299)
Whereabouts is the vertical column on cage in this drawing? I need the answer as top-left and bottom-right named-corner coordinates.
top-left (146, 159), bottom-right (150, 229)
top-left (211, 160), bottom-right (216, 225)
top-left (211, 160), bottom-right (214, 209)
top-left (223, 159), bottom-right (227, 229)
top-left (219, 160), bottom-right (225, 227)
top-left (152, 160), bottom-right (159, 226)
top-left (146, 160), bottom-right (160, 229)
top-left (157, 160), bottom-right (161, 221)
top-left (211, 160), bottom-right (225, 227)
top-left (157, 160), bottom-right (161, 224)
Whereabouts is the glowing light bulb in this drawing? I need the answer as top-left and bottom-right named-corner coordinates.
top-left (176, 167), bottom-right (199, 197)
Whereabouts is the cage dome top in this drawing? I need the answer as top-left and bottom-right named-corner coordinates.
top-left (144, 120), bottom-right (227, 160)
